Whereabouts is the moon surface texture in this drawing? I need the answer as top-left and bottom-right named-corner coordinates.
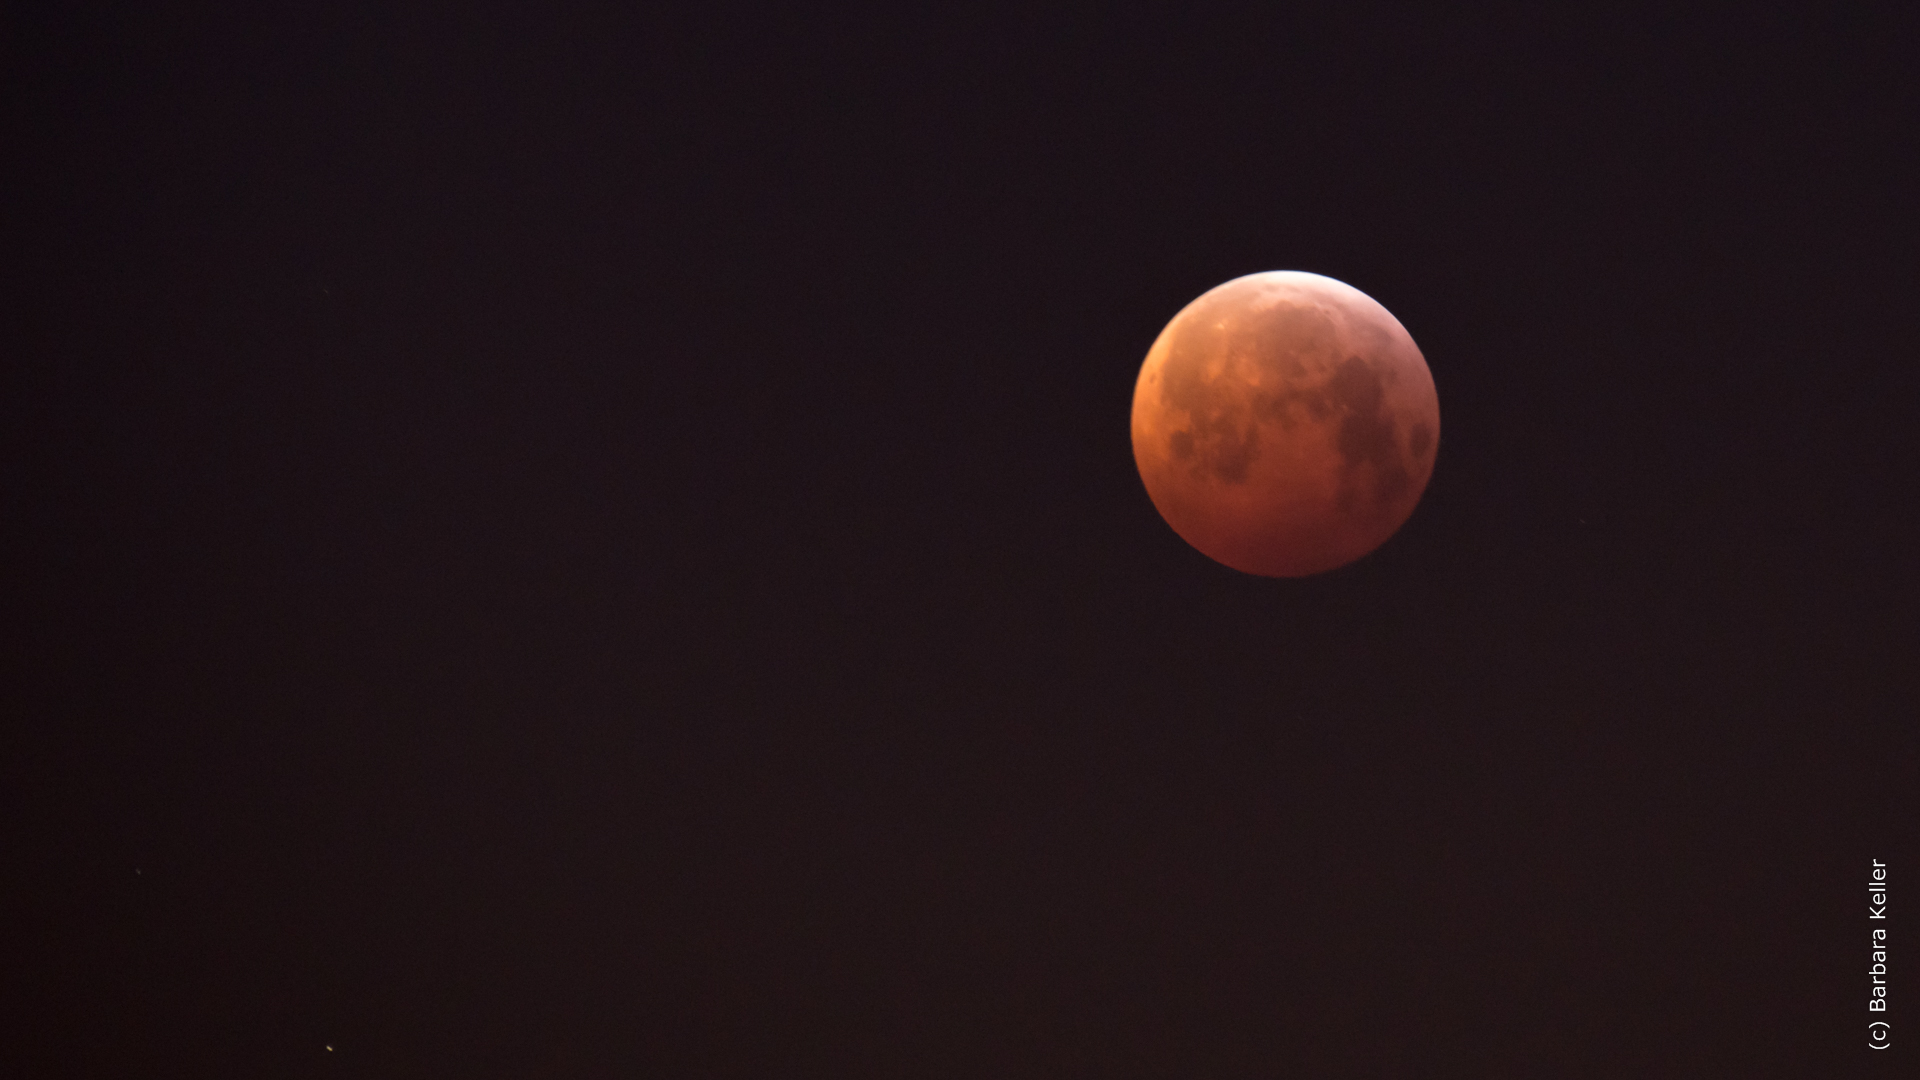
top-left (1131, 271), bottom-right (1440, 577)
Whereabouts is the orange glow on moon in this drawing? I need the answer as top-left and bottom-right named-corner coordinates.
top-left (1130, 271), bottom-right (1440, 577)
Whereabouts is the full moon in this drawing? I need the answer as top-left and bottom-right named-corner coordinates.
top-left (1130, 271), bottom-right (1440, 577)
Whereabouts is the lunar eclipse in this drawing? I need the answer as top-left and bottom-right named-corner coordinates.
top-left (1130, 271), bottom-right (1440, 577)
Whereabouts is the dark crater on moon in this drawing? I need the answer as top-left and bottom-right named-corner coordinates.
top-left (1325, 355), bottom-right (1411, 510)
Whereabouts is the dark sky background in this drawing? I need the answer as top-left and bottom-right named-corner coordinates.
top-left (6, 4), bottom-right (1917, 1077)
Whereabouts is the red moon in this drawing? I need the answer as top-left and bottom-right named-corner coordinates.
top-left (1130, 271), bottom-right (1440, 577)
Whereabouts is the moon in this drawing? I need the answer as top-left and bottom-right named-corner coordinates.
top-left (1130, 271), bottom-right (1440, 577)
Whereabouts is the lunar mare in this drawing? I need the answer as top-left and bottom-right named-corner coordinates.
top-left (1130, 271), bottom-right (1439, 577)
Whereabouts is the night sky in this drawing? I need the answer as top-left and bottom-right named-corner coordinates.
top-left (7, 5), bottom-right (1917, 1077)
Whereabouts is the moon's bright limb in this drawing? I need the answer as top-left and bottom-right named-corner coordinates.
top-left (1130, 271), bottom-right (1440, 577)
